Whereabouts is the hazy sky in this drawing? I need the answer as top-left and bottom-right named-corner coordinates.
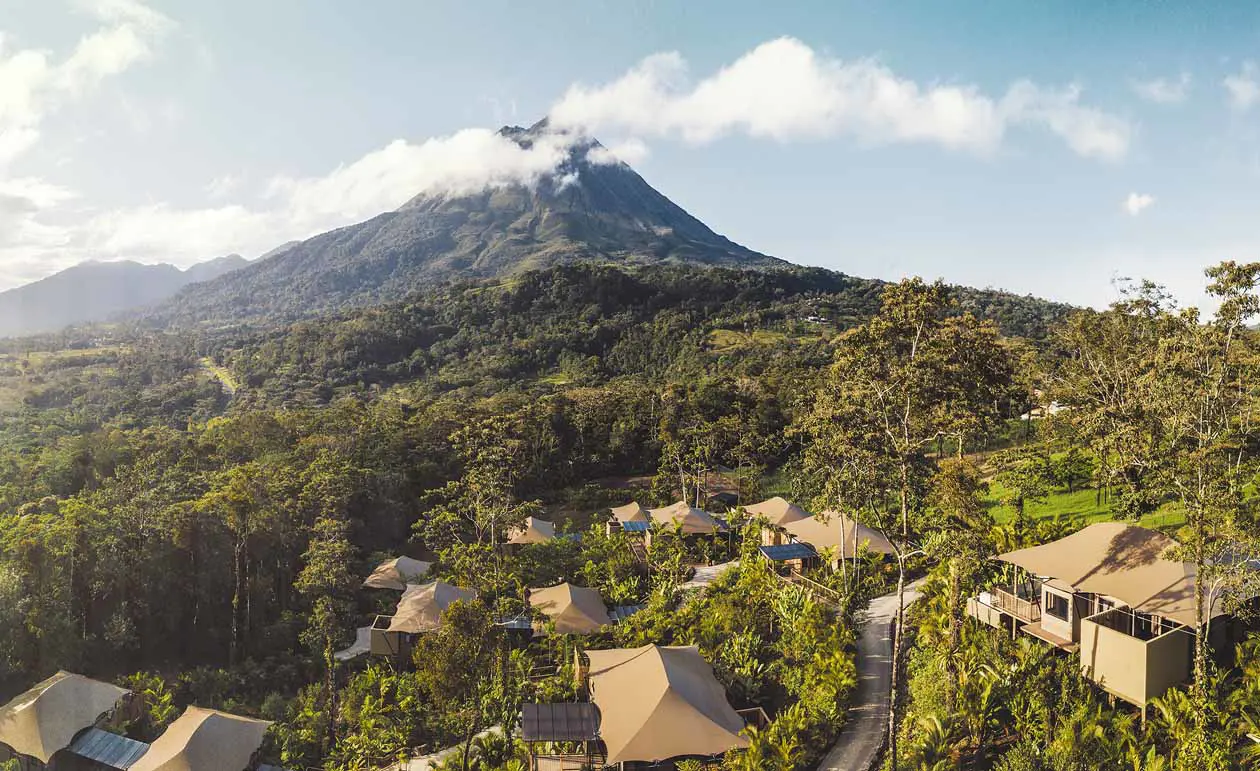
top-left (4, 1), bottom-right (1260, 307)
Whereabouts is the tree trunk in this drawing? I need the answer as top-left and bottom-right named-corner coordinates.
top-left (946, 558), bottom-right (960, 714)
top-left (230, 537), bottom-right (244, 666)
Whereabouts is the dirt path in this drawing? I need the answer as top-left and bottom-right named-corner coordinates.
top-left (198, 357), bottom-right (238, 397)
top-left (816, 578), bottom-right (925, 771)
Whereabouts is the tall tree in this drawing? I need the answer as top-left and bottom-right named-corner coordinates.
top-left (800, 278), bottom-right (1014, 769)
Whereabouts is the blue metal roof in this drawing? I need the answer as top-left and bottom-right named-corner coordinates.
top-left (609, 605), bottom-right (645, 623)
top-left (67, 727), bottom-right (149, 770)
top-left (621, 520), bottom-right (651, 533)
top-left (759, 543), bottom-right (818, 562)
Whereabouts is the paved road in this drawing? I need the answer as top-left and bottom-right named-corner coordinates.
top-left (816, 579), bottom-right (924, 771)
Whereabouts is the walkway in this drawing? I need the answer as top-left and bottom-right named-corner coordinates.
top-left (388, 726), bottom-right (502, 770)
top-left (816, 579), bottom-right (924, 771)
top-left (333, 626), bottom-right (371, 661)
top-left (678, 560), bottom-right (739, 591)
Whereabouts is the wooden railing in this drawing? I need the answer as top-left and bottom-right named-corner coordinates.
top-left (781, 570), bottom-right (843, 609)
top-left (992, 587), bottom-right (1041, 623)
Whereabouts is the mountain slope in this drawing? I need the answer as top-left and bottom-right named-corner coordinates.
top-left (0, 255), bottom-right (248, 338)
top-left (155, 121), bottom-right (783, 324)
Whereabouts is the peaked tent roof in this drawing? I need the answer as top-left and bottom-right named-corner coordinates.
top-left (997, 522), bottom-right (1218, 627)
top-left (586, 645), bottom-right (749, 764)
top-left (362, 556), bottom-right (433, 590)
top-left (782, 511), bottom-right (895, 558)
top-left (130, 706), bottom-right (271, 771)
top-left (743, 496), bottom-right (813, 526)
top-left (529, 582), bottom-right (612, 634)
top-left (649, 501), bottom-right (722, 535)
top-left (387, 580), bottom-right (478, 634)
top-left (611, 502), bottom-right (651, 523)
top-left (0, 671), bottom-right (129, 763)
top-left (508, 517), bottom-right (556, 545)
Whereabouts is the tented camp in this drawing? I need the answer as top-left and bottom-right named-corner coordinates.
top-left (585, 645), bottom-right (750, 766)
top-left (0, 671), bottom-right (130, 769)
top-left (967, 522), bottom-right (1242, 707)
top-left (780, 510), bottom-right (895, 565)
top-left (362, 556), bottom-right (432, 591)
top-left (371, 580), bottom-right (477, 657)
top-left (507, 517), bottom-right (556, 546)
top-left (129, 707), bottom-right (271, 771)
top-left (528, 582), bottom-right (612, 634)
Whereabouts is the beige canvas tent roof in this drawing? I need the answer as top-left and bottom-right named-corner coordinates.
top-left (529, 582), bottom-right (612, 633)
top-left (130, 706), bottom-right (271, 771)
top-left (0, 671), bottom-right (129, 763)
top-left (362, 556), bottom-right (433, 590)
top-left (782, 511), bottom-right (896, 558)
top-left (507, 517), bottom-right (556, 545)
top-left (586, 645), bottom-right (749, 764)
top-left (743, 496), bottom-right (813, 526)
top-left (386, 580), bottom-right (477, 634)
top-left (997, 522), bottom-right (1218, 627)
top-left (649, 501), bottom-right (722, 535)
top-left (611, 502), bottom-right (651, 523)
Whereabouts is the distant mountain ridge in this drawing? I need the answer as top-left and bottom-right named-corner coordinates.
top-left (151, 120), bottom-right (785, 325)
top-left (0, 255), bottom-right (248, 338)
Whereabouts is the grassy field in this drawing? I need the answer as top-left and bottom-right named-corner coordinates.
top-left (706, 328), bottom-right (791, 352)
top-left (0, 347), bottom-right (124, 412)
top-left (985, 481), bottom-right (1185, 531)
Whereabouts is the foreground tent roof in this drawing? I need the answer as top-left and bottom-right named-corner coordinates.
top-left (508, 517), bottom-right (556, 545)
top-left (611, 502), bottom-right (651, 523)
top-left (530, 582), bottom-right (612, 634)
top-left (782, 511), bottom-right (896, 558)
top-left (743, 496), bottom-right (813, 526)
top-left (130, 706), bottom-right (271, 771)
top-left (586, 645), bottom-right (749, 764)
top-left (649, 501), bottom-right (722, 535)
top-left (387, 580), bottom-right (477, 634)
top-left (362, 556), bottom-right (432, 590)
top-left (997, 522), bottom-right (1217, 627)
top-left (0, 671), bottom-right (129, 763)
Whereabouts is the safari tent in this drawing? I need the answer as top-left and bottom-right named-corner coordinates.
top-left (610, 502), bottom-right (651, 523)
top-left (0, 671), bottom-right (129, 767)
top-left (371, 580), bottom-right (477, 657)
top-left (585, 645), bottom-right (750, 765)
top-left (507, 517), bottom-right (556, 546)
top-left (529, 582), bottom-right (612, 634)
top-left (970, 522), bottom-right (1238, 707)
top-left (744, 496), bottom-right (813, 528)
top-left (780, 510), bottom-right (895, 562)
top-left (129, 706), bottom-right (271, 771)
top-left (362, 556), bottom-right (432, 591)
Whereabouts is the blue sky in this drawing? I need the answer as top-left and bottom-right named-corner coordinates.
top-left (4, 1), bottom-right (1260, 307)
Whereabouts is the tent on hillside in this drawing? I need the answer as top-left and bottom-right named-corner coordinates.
top-left (781, 511), bottom-right (896, 562)
top-left (129, 706), bottom-right (271, 771)
top-left (610, 502), bottom-right (651, 523)
top-left (648, 501), bottom-right (723, 535)
top-left (585, 645), bottom-right (750, 765)
top-left (507, 517), bottom-right (556, 545)
top-left (744, 496), bottom-right (813, 527)
top-left (0, 671), bottom-right (130, 765)
top-left (372, 580), bottom-right (477, 657)
top-left (529, 583), bottom-right (612, 634)
top-left (362, 556), bottom-right (432, 590)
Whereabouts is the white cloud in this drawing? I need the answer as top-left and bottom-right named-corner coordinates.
top-left (62, 128), bottom-right (578, 271)
top-left (1124, 192), bottom-right (1155, 216)
top-left (550, 37), bottom-right (1131, 161)
top-left (586, 138), bottom-right (650, 165)
top-left (1130, 73), bottom-right (1191, 104)
top-left (205, 174), bottom-right (242, 199)
top-left (1224, 62), bottom-right (1260, 111)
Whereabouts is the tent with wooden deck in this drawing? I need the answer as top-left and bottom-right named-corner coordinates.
top-left (610, 502), bottom-right (651, 523)
top-left (371, 580), bottom-right (477, 656)
top-left (648, 501), bottom-right (723, 535)
top-left (781, 511), bottom-right (895, 560)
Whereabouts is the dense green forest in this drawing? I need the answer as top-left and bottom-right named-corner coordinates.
top-left (2, 261), bottom-right (1258, 770)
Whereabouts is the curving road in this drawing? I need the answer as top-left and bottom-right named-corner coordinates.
top-left (816, 579), bottom-right (924, 771)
